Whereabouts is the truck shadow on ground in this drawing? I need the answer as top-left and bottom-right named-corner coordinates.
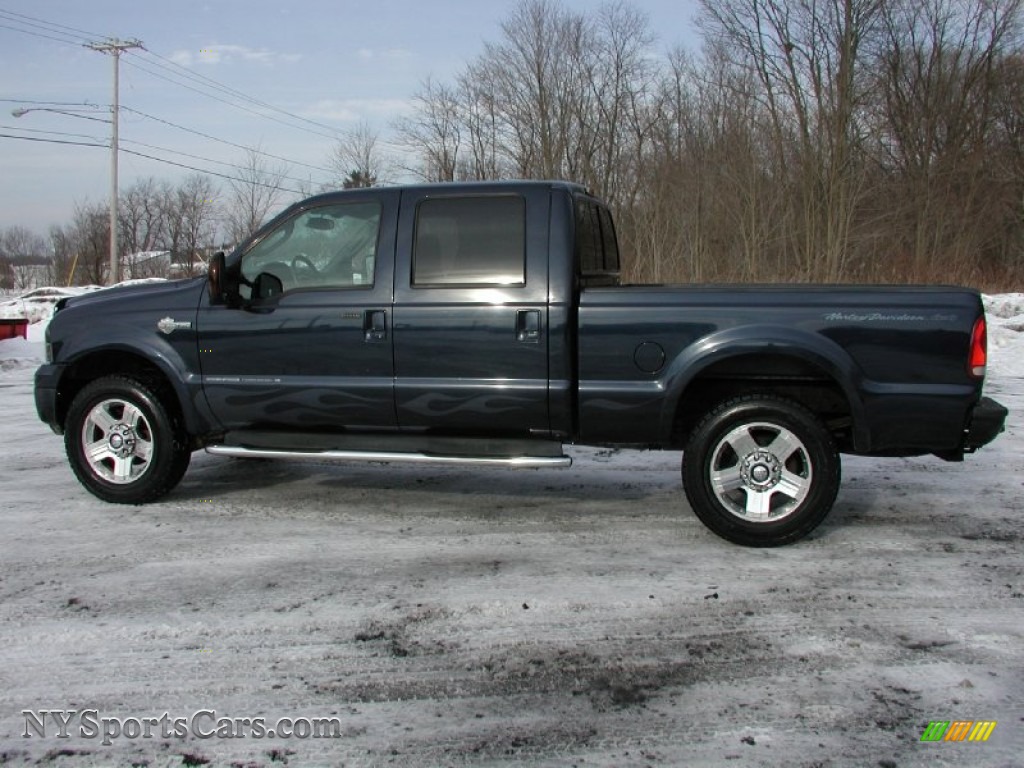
top-left (166, 451), bottom-right (874, 544)
top-left (175, 452), bottom-right (670, 505)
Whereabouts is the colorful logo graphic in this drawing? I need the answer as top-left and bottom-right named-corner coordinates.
top-left (920, 720), bottom-right (997, 742)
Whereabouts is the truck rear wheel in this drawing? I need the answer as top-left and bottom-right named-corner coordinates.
top-left (65, 376), bottom-right (191, 504)
top-left (682, 395), bottom-right (840, 547)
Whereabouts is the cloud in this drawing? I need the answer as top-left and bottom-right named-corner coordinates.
top-left (167, 44), bottom-right (302, 68)
top-left (302, 98), bottom-right (415, 123)
top-left (168, 50), bottom-right (194, 66)
top-left (353, 48), bottom-right (413, 62)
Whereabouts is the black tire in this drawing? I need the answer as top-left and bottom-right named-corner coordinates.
top-left (682, 395), bottom-right (841, 547)
top-left (64, 375), bottom-right (191, 504)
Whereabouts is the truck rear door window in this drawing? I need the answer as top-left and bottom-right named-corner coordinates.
top-left (412, 196), bottom-right (526, 286)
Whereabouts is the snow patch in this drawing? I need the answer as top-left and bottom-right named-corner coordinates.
top-left (0, 337), bottom-right (43, 371)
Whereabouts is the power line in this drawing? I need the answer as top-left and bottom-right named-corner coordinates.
top-left (3, 99), bottom-right (335, 175)
top-left (3, 122), bottom-right (318, 185)
top-left (1, 8), bottom-right (349, 145)
top-left (0, 7), bottom-right (103, 39)
top-left (0, 124), bottom-right (102, 142)
top-left (119, 147), bottom-right (304, 195)
top-left (1, 9), bottom-right (340, 191)
top-left (0, 21), bottom-right (81, 46)
top-left (0, 132), bottom-right (303, 193)
top-left (3, 4), bottom-right (336, 141)
top-left (2, 9), bottom-right (348, 159)
top-left (2, 122), bottom-right (307, 185)
top-left (134, 47), bottom-right (346, 138)
top-left (0, 98), bottom-right (103, 107)
top-left (120, 137), bottom-right (322, 187)
top-left (0, 10), bottom-right (83, 41)
top-left (119, 106), bottom-right (336, 175)
top-left (122, 57), bottom-right (341, 141)
top-left (0, 132), bottom-right (105, 148)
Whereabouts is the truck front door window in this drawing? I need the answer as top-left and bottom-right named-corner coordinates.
top-left (241, 202), bottom-right (381, 295)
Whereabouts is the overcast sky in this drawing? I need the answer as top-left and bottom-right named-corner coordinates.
top-left (0, 0), bottom-right (701, 239)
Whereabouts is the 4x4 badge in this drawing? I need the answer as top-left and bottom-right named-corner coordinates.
top-left (157, 317), bottom-right (192, 334)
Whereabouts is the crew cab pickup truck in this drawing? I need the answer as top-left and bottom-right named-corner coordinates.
top-left (35, 181), bottom-right (1008, 546)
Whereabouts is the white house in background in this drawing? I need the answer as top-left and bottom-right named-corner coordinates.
top-left (121, 250), bottom-right (172, 279)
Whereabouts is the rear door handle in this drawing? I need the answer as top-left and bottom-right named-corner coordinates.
top-left (363, 309), bottom-right (387, 342)
top-left (516, 309), bottom-right (541, 343)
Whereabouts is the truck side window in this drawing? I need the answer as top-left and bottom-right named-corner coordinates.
top-left (598, 205), bottom-right (620, 272)
top-left (412, 196), bottom-right (526, 286)
top-left (575, 200), bottom-right (603, 275)
top-left (240, 201), bottom-right (381, 295)
top-left (575, 197), bottom-right (620, 285)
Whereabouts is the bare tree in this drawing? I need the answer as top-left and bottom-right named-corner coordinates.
top-left (47, 225), bottom-right (76, 286)
top-left (118, 178), bottom-right (167, 255)
top-left (0, 226), bottom-right (48, 289)
top-left (697, 0), bottom-right (885, 281)
top-left (173, 174), bottom-right (219, 276)
top-left (119, 177), bottom-right (172, 279)
top-left (69, 202), bottom-right (112, 286)
top-left (991, 51), bottom-right (1024, 277)
top-left (328, 121), bottom-right (393, 188)
top-left (484, 0), bottom-right (581, 178)
top-left (394, 78), bottom-right (463, 181)
top-left (871, 0), bottom-right (1024, 281)
top-left (456, 67), bottom-right (508, 180)
top-left (224, 144), bottom-right (287, 244)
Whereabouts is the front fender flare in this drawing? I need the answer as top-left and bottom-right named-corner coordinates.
top-left (57, 334), bottom-right (215, 438)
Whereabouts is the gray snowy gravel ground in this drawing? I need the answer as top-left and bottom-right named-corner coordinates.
top-left (1, 301), bottom-right (1022, 767)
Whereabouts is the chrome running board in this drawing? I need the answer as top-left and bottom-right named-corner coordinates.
top-left (205, 444), bottom-right (572, 468)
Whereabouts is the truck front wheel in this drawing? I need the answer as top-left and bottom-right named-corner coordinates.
top-left (64, 376), bottom-right (191, 504)
top-left (682, 395), bottom-right (840, 547)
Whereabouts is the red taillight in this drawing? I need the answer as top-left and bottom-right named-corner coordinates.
top-left (969, 317), bottom-right (987, 378)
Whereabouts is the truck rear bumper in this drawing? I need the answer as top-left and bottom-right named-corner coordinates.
top-left (964, 396), bottom-right (1008, 451)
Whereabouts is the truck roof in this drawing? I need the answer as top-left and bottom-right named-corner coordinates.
top-left (294, 179), bottom-right (590, 209)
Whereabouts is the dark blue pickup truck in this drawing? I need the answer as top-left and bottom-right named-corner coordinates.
top-left (35, 181), bottom-right (1007, 546)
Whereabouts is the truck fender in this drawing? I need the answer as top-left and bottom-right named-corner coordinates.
top-left (57, 333), bottom-right (215, 438)
top-left (656, 324), bottom-right (869, 449)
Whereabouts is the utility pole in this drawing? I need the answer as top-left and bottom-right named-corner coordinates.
top-left (86, 38), bottom-right (142, 285)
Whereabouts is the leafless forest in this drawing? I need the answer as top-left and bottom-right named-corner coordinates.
top-left (3, 0), bottom-right (1024, 290)
top-left (395, 0), bottom-right (1024, 288)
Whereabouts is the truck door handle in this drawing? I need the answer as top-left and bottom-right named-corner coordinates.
top-left (363, 309), bottom-right (387, 342)
top-left (516, 309), bottom-right (541, 343)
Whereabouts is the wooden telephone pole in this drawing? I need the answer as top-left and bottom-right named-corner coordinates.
top-left (86, 38), bottom-right (143, 285)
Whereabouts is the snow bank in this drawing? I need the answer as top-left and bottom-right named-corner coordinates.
top-left (984, 293), bottom-right (1024, 378)
top-left (0, 286), bottom-right (99, 323)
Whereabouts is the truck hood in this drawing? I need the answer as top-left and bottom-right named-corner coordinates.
top-left (55, 278), bottom-right (204, 313)
top-left (48, 278), bottom-right (208, 349)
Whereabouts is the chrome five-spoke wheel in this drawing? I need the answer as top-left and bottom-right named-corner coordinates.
top-left (683, 395), bottom-right (841, 547)
top-left (80, 397), bottom-right (155, 484)
top-left (65, 376), bottom-right (191, 503)
top-left (709, 421), bottom-right (812, 523)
